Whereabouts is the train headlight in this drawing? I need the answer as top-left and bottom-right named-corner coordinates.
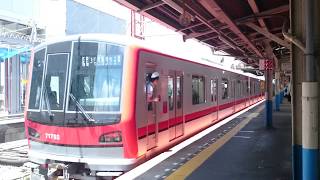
top-left (99, 131), bottom-right (122, 143)
top-left (28, 127), bottom-right (40, 139)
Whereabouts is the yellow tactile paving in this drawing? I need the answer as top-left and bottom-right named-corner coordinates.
top-left (166, 106), bottom-right (264, 180)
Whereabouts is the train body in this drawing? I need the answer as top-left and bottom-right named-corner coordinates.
top-left (25, 34), bottom-right (264, 178)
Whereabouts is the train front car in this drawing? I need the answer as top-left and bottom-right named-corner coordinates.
top-left (25, 35), bottom-right (138, 179)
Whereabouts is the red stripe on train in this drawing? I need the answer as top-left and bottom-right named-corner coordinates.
top-left (137, 95), bottom-right (263, 138)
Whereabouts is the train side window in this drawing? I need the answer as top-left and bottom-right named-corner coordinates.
top-left (251, 81), bottom-right (254, 94)
top-left (243, 81), bottom-right (245, 96)
top-left (222, 78), bottom-right (228, 99)
top-left (145, 72), bottom-right (155, 111)
top-left (192, 75), bottom-right (205, 105)
top-left (168, 76), bottom-right (174, 111)
top-left (230, 80), bottom-right (233, 98)
top-left (176, 76), bottom-right (182, 109)
top-left (214, 79), bottom-right (217, 101)
top-left (243, 81), bottom-right (246, 96)
top-left (237, 80), bottom-right (241, 97)
top-left (210, 79), bottom-right (214, 102)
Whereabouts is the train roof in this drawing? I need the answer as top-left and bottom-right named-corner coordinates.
top-left (34, 34), bottom-right (130, 50)
top-left (34, 34), bottom-right (265, 81)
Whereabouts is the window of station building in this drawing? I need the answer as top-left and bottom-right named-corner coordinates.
top-left (192, 75), bottom-right (205, 105)
top-left (222, 78), bottom-right (229, 99)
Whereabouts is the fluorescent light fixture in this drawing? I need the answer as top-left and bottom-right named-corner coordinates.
top-left (96, 172), bottom-right (123, 177)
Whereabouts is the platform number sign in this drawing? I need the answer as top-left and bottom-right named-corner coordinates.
top-left (259, 59), bottom-right (273, 70)
top-left (265, 60), bottom-right (273, 70)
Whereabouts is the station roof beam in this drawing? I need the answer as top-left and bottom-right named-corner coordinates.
top-left (198, 0), bottom-right (263, 60)
top-left (137, 1), bottom-right (165, 13)
top-left (114, 0), bottom-right (290, 67)
top-left (246, 0), bottom-right (281, 70)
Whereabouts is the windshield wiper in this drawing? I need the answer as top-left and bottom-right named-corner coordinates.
top-left (69, 93), bottom-right (95, 122)
top-left (43, 87), bottom-right (54, 120)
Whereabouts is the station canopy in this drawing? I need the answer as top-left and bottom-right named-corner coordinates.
top-left (0, 15), bottom-right (45, 62)
top-left (114, 0), bottom-right (290, 69)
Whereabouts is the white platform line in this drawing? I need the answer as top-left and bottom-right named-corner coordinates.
top-left (233, 136), bottom-right (251, 139)
top-left (0, 118), bottom-right (24, 125)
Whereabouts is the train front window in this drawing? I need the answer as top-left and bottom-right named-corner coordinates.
top-left (43, 53), bottom-right (69, 110)
top-left (68, 42), bottom-right (124, 112)
top-left (29, 49), bottom-right (45, 109)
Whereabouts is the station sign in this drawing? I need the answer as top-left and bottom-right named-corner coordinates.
top-left (281, 62), bottom-right (292, 71)
top-left (259, 59), bottom-right (273, 70)
top-left (81, 55), bottom-right (122, 67)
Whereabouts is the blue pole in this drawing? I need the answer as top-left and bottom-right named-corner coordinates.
top-left (292, 144), bottom-right (302, 180)
top-left (265, 69), bottom-right (273, 128)
top-left (302, 148), bottom-right (318, 180)
top-left (275, 93), bottom-right (280, 111)
top-left (265, 100), bottom-right (273, 128)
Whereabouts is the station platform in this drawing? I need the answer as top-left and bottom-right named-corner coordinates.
top-left (0, 114), bottom-right (25, 143)
top-left (131, 100), bottom-right (292, 180)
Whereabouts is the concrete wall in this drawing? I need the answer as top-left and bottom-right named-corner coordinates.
top-left (0, 123), bottom-right (25, 143)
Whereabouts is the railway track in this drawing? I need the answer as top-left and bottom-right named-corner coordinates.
top-left (0, 140), bottom-right (30, 180)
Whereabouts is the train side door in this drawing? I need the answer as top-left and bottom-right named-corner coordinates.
top-left (233, 80), bottom-right (236, 112)
top-left (145, 65), bottom-right (158, 150)
top-left (212, 78), bottom-right (218, 121)
top-left (175, 72), bottom-right (184, 138)
top-left (168, 71), bottom-right (184, 141)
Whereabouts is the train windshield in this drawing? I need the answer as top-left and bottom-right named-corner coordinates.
top-left (27, 41), bottom-right (124, 126)
top-left (68, 42), bottom-right (124, 112)
top-left (28, 49), bottom-right (45, 110)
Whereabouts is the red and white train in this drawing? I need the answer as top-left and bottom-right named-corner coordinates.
top-left (25, 34), bottom-right (264, 179)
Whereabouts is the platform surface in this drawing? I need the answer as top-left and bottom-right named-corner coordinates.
top-left (134, 101), bottom-right (292, 180)
top-left (186, 102), bottom-right (292, 180)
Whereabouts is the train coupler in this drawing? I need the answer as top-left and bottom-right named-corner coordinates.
top-left (47, 163), bottom-right (70, 180)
